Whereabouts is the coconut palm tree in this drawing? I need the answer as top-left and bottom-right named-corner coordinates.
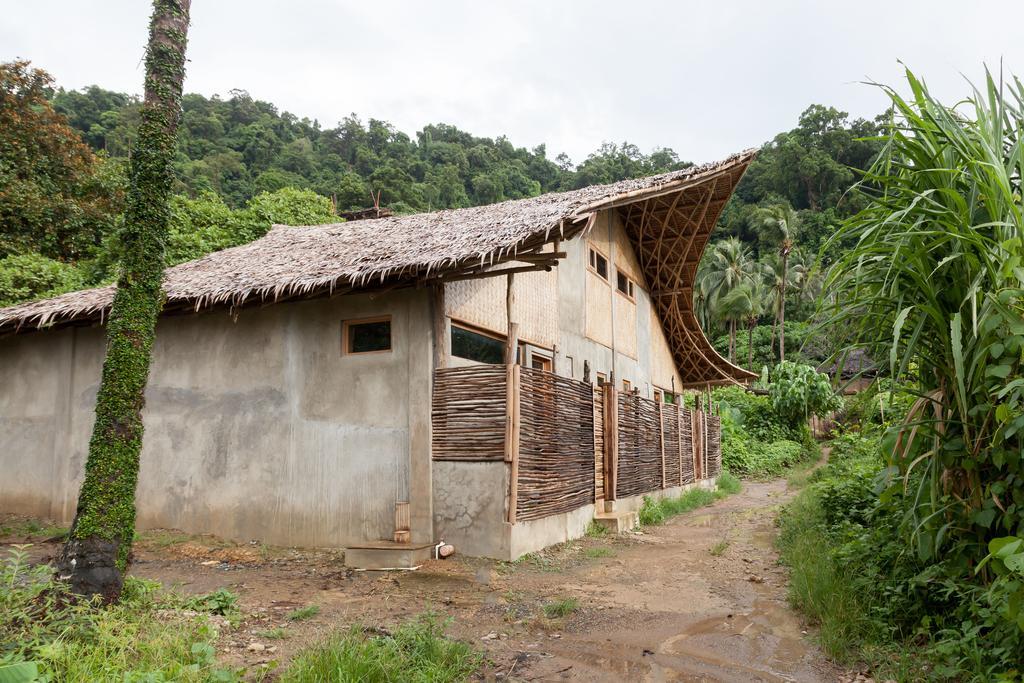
top-left (754, 204), bottom-right (798, 362)
top-left (742, 279), bottom-right (768, 370)
top-left (697, 238), bottom-right (758, 349)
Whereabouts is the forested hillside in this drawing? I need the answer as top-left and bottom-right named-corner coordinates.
top-left (1, 59), bottom-right (884, 370)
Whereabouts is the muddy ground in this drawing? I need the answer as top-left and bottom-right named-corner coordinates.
top-left (4, 477), bottom-right (843, 682)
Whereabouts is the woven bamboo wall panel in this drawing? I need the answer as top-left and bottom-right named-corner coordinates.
top-left (616, 393), bottom-right (664, 498)
top-left (593, 386), bottom-right (605, 502)
top-left (431, 365), bottom-right (507, 461)
top-left (516, 368), bottom-right (596, 521)
top-left (707, 415), bottom-right (722, 478)
top-left (680, 408), bottom-right (695, 484)
top-left (662, 403), bottom-right (682, 488)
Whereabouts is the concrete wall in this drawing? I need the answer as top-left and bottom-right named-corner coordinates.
top-left (0, 289), bottom-right (434, 548)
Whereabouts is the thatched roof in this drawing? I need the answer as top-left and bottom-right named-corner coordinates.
top-left (0, 149), bottom-right (757, 386)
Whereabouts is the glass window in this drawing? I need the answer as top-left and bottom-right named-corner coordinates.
top-left (451, 324), bottom-right (506, 364)
top-left (344, 317), bottom-right (391, 354)
top-left (589, 248), bottom-right (608, 280)
top-left (616, 271), bottom-right (634, 299)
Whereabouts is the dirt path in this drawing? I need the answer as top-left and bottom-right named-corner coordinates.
top-left (4, 476), bottom-right (839, 682)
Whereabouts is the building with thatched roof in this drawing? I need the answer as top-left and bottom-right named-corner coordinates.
top-left (0, 150), bottom-right (754, 565)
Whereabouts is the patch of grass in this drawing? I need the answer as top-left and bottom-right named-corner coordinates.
top-left (639, 473), bottom-right (742, 527)
top-left (542, 597), bottom-right (579, 618)
top-left (287, 604), bottom-right (321, 621)
top-left (141, 529), bottom-right (194, 548)
top-left (585, 520), bottom-right (609, 537)
top-left (257, 627), bottom-right (290, 640)
top-left (279, 612), bottom-right (480, 682)
top-left (0, 545), bottom-right (241, 681)
top-left (709, 539), bottom-right (730, 556)
top-left (584, 547), bottom-right (614, 559)
top-left (776, 488), bottom-right (881, 662)
top-left (0, 517), bottom-right (67, 539)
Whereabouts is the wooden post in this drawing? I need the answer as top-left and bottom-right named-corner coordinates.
top-left (431, 285), bottom-right (447, 371)
top-left (505, 273), bottom-right (519, 365)
top-left (583, 360), bottom-right (591, 384)
top-left (603, 382), bottom-right (618, 501)
top-left (505, 364), bottom-right (521, 523)
top-left (658, 400), bottom-right (666, 489)
top-left (393, 501), bottom-right (410, 544)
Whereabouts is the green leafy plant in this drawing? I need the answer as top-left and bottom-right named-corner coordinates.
top-left (286, 604), bottom-right (321, 622)
top-left (769, 361), bottom-right (841, 425)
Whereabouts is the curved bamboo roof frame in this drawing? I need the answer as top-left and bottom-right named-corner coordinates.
top-left (0, 150), bottom-right (757, 387)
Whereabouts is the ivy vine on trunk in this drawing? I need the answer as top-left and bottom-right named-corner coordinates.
top-left (57, 0), bottom-right (191, 603)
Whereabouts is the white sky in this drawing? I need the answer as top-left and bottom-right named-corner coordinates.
top-left (3, 1), bottom-right (1022, 165)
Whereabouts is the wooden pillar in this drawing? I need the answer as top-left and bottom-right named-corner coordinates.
top-left (505, 363), bottom-right (521, 523)
top-left (431, 284), bottom-right (447, 371)
top-left (505, 273), bottom-right (519, 365)
top-left (603, 382), bottom-right (618, 501)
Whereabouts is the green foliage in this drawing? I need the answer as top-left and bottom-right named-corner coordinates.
top-left (0, 253), bottom-right (87, 306)
top-left (825, 67), bottom-right (1024, 567)
top-left (779, 427), bottom-right (1024, 679)
top-left (181, 588), bottom-right (239, 618)
top-left (0, 61), bottom-right (125, 262)
top-left (714, 384), bottom-right (819, 476)
top-left (0, 546), bottom-right (241, 681)
top-left (542, 597), bottom-right (579, 618)
top-left (279, 612), bottom-right (481, 683)
top-left (769, 361), bottom-right (841, 425)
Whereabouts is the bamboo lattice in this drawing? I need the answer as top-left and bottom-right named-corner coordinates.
top-left (680, 407), bottom-right (695, 484)
top-left (616, 393), bottom-right (664, 498)
top-left (593, 386), bottom-right (605, 502)
top-left (431, 365), bottom-right (507, 461)
top-left (707, 414), bottom-right (722, 478)
top-left (662, 403), bottom-right (682, 488)
top-left (515, 368), bottom-right (596, 521)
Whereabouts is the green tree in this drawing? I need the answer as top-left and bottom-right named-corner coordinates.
top-left (0, 61), bottom-right (123, 261)
top-left (754, 204), bottom-right (798, 362)
top-left (57, 0), bottom-right (191, 602)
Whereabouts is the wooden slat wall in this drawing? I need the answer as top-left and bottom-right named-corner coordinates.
top-left (616, 393), bottom-right (664, 498)
top-left (662, 403), bottom-right (682, 488)
top-left (432, 365), bottom-right (508, 461)
top-left (680, 407), bottom-right (695, 484)
top-left (516, 367), bottom-right (597, 521)
top-left (593, 386), bottom-right (605, 503)
top-left (707, 414), bottom-right (722, 478)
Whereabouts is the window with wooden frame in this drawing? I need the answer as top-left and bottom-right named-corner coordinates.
top-left (451, 322), bottom-right (506, 364)
top-left (530, 354), bottom-right (552, 372)
top-left (342, 316), bottom-right (392, 355)
top-left (622, 379), bottom-right (632, 392)
top-left (653, 389), bottom-right (663, 403)
top-left (616, 270), bottom-right (636, 301)
top-left (596, 371), bottom-right (607, 386)
top-left (588, 246), bottom-right (609, 281)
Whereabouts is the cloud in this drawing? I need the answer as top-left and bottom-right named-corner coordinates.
top-left (3, 0), bottom-right (1022, 163)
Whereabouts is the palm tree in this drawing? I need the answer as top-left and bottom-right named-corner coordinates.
top-left (754, 204), bottom-right (798, 362)
top-left (700, 239), bottom-right (757, 348)
top-left (717, 285), bottom-right (752, 362)
top-left (742, 279), bottom-right (768, 369)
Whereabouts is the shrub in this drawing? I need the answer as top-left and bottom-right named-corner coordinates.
top-left (769, 361), bottom-right (841, 425)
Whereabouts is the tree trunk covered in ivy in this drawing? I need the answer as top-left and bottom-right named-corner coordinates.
top-left (57, 0), bottom-right (190, 603)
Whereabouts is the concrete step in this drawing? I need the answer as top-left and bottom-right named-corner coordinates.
top-left (344, 541), bottom-right (434, 570)
top-left (592, 510), bottom-right (639, 533)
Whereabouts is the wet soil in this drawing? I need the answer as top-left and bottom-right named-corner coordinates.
top-left (3, 476), bottom-right (840, 681)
